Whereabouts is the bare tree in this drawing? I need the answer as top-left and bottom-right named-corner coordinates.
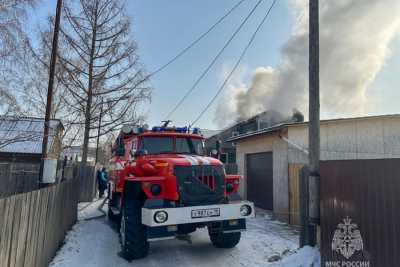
top-left (0, 0), bottom-right (37, 149)
top-left (0, 0), bottom-right (37, 115)
top-left (8, 18), bottom-right (82, 150)
top-left (58, 0), bottom-right (150, 163)
top-left (23, 28), bottom-right (66, 118)
top-left (0, 89), bottom-right (20, 115)
top-left (0, 0), bottom-right (36, 62)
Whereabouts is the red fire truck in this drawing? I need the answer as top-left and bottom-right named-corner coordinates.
top-left (107, 123), bottom-right (254, 260)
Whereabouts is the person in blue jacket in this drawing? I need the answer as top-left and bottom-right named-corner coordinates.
top-left (97, 167), bottom-right (108, 198)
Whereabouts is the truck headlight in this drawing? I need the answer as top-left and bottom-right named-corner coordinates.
top-left (154, 210), bottom-right (168, 223)
top-left (240, 204), bottom-right (252, 216)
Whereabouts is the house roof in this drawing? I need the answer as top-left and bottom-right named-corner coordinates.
top-left (227, 113), bottom-right (400, 142)
top-left (205, 117), bottom-right (264, 140)
top-left (227, 123), bottom-right (286, 142)
top-left (286, 113), bottom-right (400, 127)
top-left (207, 110), bottom-right (293, 140)
top-left (201, 129), bottom-right (223, 139)
top-left (0, 116), bottom-right (63, 154)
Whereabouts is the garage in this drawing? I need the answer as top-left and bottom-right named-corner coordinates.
top-left (246, 152), bottom-right (273, 210)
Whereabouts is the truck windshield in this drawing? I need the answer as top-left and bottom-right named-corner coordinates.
top-left (176, 137), bottom-right (204, 155)
top-left (140, 137), bottom-right (174, 154)
top-left (139, 136), bottom-right (204, 155)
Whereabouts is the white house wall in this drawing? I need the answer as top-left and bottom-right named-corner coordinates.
top-left (235, 134), bottom-right (289, 221)
top-left (287, 116), bottom-right (400, 163)
top-left (234, 115), bottom-right (400, 224)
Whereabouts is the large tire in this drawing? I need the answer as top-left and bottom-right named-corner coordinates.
top-left (120, 196), bottom-right (149, 260)
top-left (209, 231), bottom-right (241, 248)
top-left (108, 193), bottom-right (121, 225)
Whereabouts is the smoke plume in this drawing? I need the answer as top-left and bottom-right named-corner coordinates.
top-left (214, 0), bottom-right (400, 128)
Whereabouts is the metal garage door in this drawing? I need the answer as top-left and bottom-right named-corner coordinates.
top-left (246, 152), bottom-right (273, 210)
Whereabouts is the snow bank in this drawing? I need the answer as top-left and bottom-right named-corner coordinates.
top-left (78, 198), bottom-right (106, 220)
top-left (51, 203), bottom-right (311, 267)
top-left (273, 246), bottom-right (321, 267)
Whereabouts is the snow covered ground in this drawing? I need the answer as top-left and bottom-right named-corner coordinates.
top-left (50, 199), bottom-right (320, 267)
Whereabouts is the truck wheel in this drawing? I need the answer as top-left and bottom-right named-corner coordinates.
top-left (120, 197), bottom-right (149, 260)
top-left (108, 193), bottom-right (121, 225)
top-left (209, 231), bottom-right (241, 248)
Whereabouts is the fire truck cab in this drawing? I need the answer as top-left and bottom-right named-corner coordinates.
top-left (108, 124), bottom-right (255, 260)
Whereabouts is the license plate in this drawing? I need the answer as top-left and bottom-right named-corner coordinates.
top-left (191, 208), bottom-right (220, 219)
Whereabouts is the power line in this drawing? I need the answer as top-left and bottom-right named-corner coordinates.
top-left (190, 0), bottom-right (277, 127)
top-left (149, 0), bottom-right (247, 77)
top-left (164, 0), bottom-right (265, 120)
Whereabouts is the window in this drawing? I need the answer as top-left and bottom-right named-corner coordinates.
top-left (228, 152), bottom-right (236, 163)
top-left (176, 137), bottom-right (204, 155)
top-left (176, 138), bottom-right (191, 154)
top-left (131, 138), bottom-right (137, 153)
top-left (192, 139), bottom-right (205, 155)
top-left (220, 153), bottom-right (227, 163)
top-left (114, 137), bottom-right (125, 156)
top-left (139, 136), bottom-right (205, 155)
top-left (139, 137), bottom-right (173, 154)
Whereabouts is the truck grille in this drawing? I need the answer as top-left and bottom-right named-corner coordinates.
top-left (198, 175), bottom-right (215, 190)
top-left (174, 165), bottom-right (225, 206)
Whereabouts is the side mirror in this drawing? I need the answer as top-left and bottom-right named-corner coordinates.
top-left (134, 149), bottom-right (148, 157)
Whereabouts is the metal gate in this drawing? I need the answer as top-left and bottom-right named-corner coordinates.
top-left (320, 159), bottom-right (400, 267)
top-left (246, 152), bottom-right (273, 210)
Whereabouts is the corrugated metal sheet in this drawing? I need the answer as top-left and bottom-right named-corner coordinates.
top-left (320, 159), bottom-right (400, 267)
top-left (288, 116), bottom-right (400, 163)
top-left (0, 117), bottom-right (61, 154)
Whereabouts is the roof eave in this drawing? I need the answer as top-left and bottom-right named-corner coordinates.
top-left (227, 124), bottom-right (286, 142)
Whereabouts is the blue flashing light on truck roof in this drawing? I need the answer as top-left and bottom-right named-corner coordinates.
top-left (192, 127), bottom-right (200, 134)
top-left (175, 127), bottom-right (188, 133)
top-left (150, 126), bottom-right (200, 135)
top-left (152, 126), bottom-right (188, 133)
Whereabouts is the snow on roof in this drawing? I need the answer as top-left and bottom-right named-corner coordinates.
top-left (0, 116), bottom-right (62, 154)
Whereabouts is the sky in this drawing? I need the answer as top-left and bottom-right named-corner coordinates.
top-left (28, 0), bottom-right (400, 130)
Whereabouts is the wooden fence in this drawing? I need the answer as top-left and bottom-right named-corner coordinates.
top-left (0, 163), bottom-right (40, 198)
top-left (75, 164), bottom-right (97, 202)
top-left (288, 163), bottom-right (304, 226)
top-left (0, 178), bottom-right (79, 267)
top-left (0, 161), bottom-right (97, 202)
top-left (62, 163), bottom-right (97, 202)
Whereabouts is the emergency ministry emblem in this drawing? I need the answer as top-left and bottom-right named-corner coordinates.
top-left (332, 217), bottom-right (363, 259)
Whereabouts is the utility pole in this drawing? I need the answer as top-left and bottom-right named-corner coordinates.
top-left (308, 0), bottom-right (320, 245)
top-left (40, 0), bottom-right (63, 182)
top-left (95, 98), bottom-right (104, 165)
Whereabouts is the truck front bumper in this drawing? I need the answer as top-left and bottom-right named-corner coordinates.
top-left (141, 201), bottom-right (255, 227)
